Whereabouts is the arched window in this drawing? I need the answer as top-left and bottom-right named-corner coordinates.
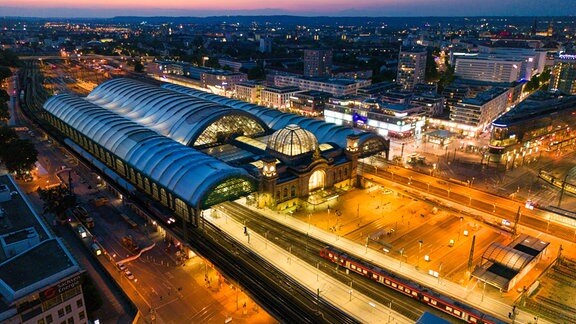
top-left (309, 170), bottom-right (326, 192)
top-left (276, 191), bottom-right (280, 200)
top-left (291, 186), bottom-right (296, 197)
top-left (283, 187), bottom-right (288, 198)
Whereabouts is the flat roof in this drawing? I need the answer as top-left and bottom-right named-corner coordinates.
top-left (493, 91), bottom-right (576, 127)
top-left (0, 239), bottom-right (76, 291)
top-left (0, 174), bottom-right (80, 305)
top-left (0, 176), bottom-right (49, 262)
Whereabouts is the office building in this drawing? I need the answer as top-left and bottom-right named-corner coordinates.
top-left (303, 49), bottom-right (333, 77)
top-left (397, 47), bottom-right (427, 90)
top-left (273, 75), bottom-right (370, 97)
top-left (454, 55), bottom-right (524, 83)
top-left (260, 85), bottom-right (301, 109)
top-left (289, 90), bottom-right (331, 116)
top-left (259, 37), bottom-right (272, 53)
top-left (235, 81), bottom-right (264, 104)
top-left (201, 70), bottom-right (247, 95)
top-left (450, 87), bottom-right (510, 135)
top-left (549, 52), bottom-right (576, 95)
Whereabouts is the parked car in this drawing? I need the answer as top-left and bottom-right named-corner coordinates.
top-left (124, 270), bottom-right (135, 280)
top-left (116, 262), bottom-right (127, 272)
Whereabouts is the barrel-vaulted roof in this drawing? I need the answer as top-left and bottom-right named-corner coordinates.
top-left (161, 83), bottom-right (389, 156)
top-left (44, 93), bottom-right (255, 209)
top-left (87, 79), bottom-right (268, 147)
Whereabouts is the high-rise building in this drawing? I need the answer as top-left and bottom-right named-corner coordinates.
top-left (259, 37), bottom-right (272, 53)
top-left (549, 52), bottom-right (576, 95)
top-left (396, 47), bottom-right (427, 90)
top-left (303, 49), bottom-right (332, 77)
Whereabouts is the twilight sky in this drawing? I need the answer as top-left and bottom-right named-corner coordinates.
top-left (1, 0), bottom-right (575, 17)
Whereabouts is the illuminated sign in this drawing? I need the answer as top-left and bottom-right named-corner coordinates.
top-left (40, 275), bottom-right (82, 301)
top-left (559, 54), bottom-right (576, 60)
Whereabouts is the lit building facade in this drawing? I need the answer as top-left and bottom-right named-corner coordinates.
top-left (235, 81), bottom-right (264, 104)
top-left (397, 47), bottom-right (427, 90)
top-left (273, 75), bottom-right (370, 97)
top-left (454, 55), bottom-right (524, 83)
top-left (303, 49), bottom-right (333, 77)
top-left (324, 98), bottom-right (426, 139)
top-left (260, 86), bottom-right (301, 109)
top-left (549, 52), bottom-right (576, 95)
top-left (449, 87), bottom-right (509, 136)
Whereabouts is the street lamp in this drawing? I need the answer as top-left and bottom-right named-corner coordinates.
top-left (417, 240), bottom-right (423, 268)
top-left (368, 302), bottom-right (376, 324)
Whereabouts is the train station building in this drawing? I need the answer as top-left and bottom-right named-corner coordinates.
top-left (43, 78), bottom-right (389, 227)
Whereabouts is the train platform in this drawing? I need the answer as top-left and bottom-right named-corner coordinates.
top-left (204, 211), bottom-right (413, 324)
top-left (241, 203), bottom-right (551, 324)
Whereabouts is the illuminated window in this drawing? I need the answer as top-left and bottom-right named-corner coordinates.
top-left (308, 170), bottom-right (325, 191)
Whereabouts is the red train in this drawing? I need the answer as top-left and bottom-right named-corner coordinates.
top-left (319, 246), bottom-right (505, 324)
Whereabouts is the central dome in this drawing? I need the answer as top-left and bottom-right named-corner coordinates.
top-left (266, 124), bottom-right (318, 157)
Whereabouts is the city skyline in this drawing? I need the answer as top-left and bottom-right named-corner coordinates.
top-left (1, 0), bottom-right (576, 18)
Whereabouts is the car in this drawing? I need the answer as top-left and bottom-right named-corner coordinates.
top-left (124, 270), bottom-right (135, 280)
top-left (116, 262), bottom-right (127, 272)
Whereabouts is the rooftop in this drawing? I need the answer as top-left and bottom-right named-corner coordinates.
top-left (493, 91), bottom-right (576, 127)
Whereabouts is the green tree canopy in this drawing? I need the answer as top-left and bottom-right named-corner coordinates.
top-left (0, 102), bottom-right (10, 121)
top-left (247, 66), bottom-right (265, 80)
top-left (0, 126), bottom-right (18, 154)
top-left (0, 89), bottom-right (9, 103)
top-left (0, 66), bottom-right (12, 82)
top-left (134, 61), bottom-right (144, 73)
top-left (2, 138), bottom-right (38, 175)
top-left (0, 49), bottom-right (21, 67)
top-left (37, 185), bottom-right (77, 217)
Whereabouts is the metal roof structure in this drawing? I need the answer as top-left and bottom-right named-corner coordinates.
top-left (161, 83), bottom-right (389, 157)
top-left (87, 78), bottom-right (268, 148)
top-left (44, 93), bottom-right (255, 209)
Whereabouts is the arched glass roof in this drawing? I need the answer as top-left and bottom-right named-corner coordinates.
top-left (87, 79), bottom-right (268, 147)
top-left (44, 93), bottom-right (256, 209)
top-left (162, 83), bottom-right (389, 157)
top-left (267, 124), bottom-right (318, 157)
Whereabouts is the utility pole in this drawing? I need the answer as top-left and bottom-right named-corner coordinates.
top-left (467, 235), bottom-right (476, 278)
top-left (512, 206), bottom-right (521, 236)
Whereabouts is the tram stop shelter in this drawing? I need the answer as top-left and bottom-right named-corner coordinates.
top-left (425, 129), bottom-right (456, 146)
top-left (472, 234), bottom-right (549, 292)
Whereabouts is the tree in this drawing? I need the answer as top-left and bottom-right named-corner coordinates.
top-left (2, 138), bottom-right (38, 175)
top-left (247, 66), bottom-right (265, 80)
top-left (0, 49), bottom-right (21, 67)
top-left (0, 89), bottom-right (9, 103)
top-left (133, 61), bottom-right (144, 73)
top-left (425, 48), bottom-right (440, 82)
top-left (0, 126), bottom-right (18, 155)
top-left (0, 66), bottom-right (12, 82)
top-left (0, 102), bottom-right (10, 121)
top-left (37, 184), bottom-right (77, 218)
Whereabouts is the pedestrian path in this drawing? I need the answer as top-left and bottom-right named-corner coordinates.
top-left (242, 204), bottom-right (549, 324)
top-left (205, 211), bottom-right (412, 324)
